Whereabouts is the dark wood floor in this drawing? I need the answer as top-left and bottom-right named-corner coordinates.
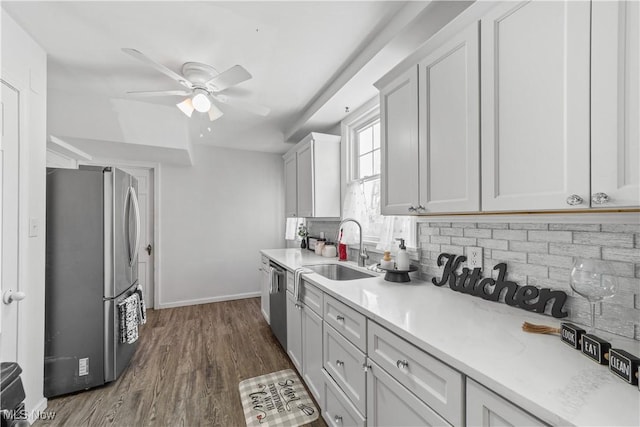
top-left (38, 298), bottom-right (327, 427)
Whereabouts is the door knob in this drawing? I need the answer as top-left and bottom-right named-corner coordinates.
top-left (3, 290), bottom-right (26, 305)
top-left (146, 244), bottom-right (152, 255)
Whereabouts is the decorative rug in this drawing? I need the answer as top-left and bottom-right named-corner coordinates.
top-left (238, 369), bottom-right (319, 427)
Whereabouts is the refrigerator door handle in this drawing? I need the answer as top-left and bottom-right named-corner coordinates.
top-left (129, 186), bottom-right (141, 267)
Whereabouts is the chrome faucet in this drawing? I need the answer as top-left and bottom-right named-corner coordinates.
top-left (335, 218), bottom-right (369, 267)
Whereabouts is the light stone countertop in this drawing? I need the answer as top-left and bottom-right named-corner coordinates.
top-left (261, 248), bottom-right (640, 427)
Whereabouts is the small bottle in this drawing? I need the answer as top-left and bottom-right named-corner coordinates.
top-left (396, 238), bottom-right (410, 270)
top-left (338, 228), bottom-right (348, 261)
top-left (380, 251), bottom-right (394, 269)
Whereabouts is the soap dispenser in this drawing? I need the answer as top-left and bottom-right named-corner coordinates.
top-left (380, 251), bottom-right (394, 269)
top-left (396, 238), bottom-right (410, 271)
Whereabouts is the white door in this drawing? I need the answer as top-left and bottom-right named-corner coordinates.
top-left (380, 68), bottom-right (419, 215)
top-left (296, 142), bottom-right (313, 218)
top-left (481, 0), bottom-right (591, 211)
top-left (121, 167), bottom-right (154, 308)
top-left (418, 21), bottom-right (480, 213)
top-left (591, 0), bottom-right (640, 208)
top-left (0, 80), bottom-right (22, 363)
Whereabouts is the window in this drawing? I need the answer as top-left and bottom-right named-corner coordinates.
top-left (341, 99), bottom-right (416, 251)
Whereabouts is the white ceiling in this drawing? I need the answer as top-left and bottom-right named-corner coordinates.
top-left (3, 1), bottom-right (415, 154)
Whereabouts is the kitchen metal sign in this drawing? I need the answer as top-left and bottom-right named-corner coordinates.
top-left (432, 253), bottom-right (568, 318)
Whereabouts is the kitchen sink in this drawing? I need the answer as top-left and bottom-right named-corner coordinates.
top-left (304, 263), bottom-right (376, 281)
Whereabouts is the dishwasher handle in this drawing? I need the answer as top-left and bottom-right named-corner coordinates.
top-left (269, 263), bottom-right (285, 294)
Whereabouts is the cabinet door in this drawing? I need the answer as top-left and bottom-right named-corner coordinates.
top-left (418, 22), bottom-right (480, 213)
top-left (367, 360), bottom-right (451, 427)
top-left (481, 1), bottom-right (591, 211)
top-left (261, 265), bottom-right (270, 324)
top-left (380, 68), bottom-right (419, 215)
top-left (591, 0), bottom-right (640, 208)
top-left (286, 291), bottom-right (303, 373)
top-left (284, 153), bottom-right (298, 217)
top-left (296, 142), bottom-right (314, 217)
top-left (302, 307), bottom-right (324, 407)
top-left (467, 379), bottom-right (545, 427)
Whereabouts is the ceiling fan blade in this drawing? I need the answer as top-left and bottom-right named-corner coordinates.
top-left (176, 98), bottom-right (195, 118)
top-left (208, 103), bottom-right (224, 122)
top-left (122, 48), bottom-right (192, 88)
top-left (126, 90), bottom-right (192, 97)
top-left (213, 95), bottom-right (270, 117)
top-left (206, 65), bottom-right (252, 92)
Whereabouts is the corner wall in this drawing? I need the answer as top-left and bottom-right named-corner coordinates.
top-left (158, 144), bottom-right (284, 308)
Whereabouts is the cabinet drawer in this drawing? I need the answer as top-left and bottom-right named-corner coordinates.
top-left (301, 280), bottom-right (323, 316)
top-left (286, 271), bottom-right (294, 293)
top-left (324, 294), bottom-right (366, 352)
top-left (322, 369), bottom-right (366, 427)
top-left (368, 321), bottom-right (463, 426)
top-left (324, 323), bottom-right (366, 415)
top-left (368, 359), bottom-right (451, 427)
top-left (467, 379), bottom-right (546, 426)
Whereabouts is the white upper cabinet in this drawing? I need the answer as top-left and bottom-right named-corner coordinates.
top-left (284, 152), bottom-right (297, 217)
top-left (284, 132), bottom-right (341, 218)
top-left (481, 0), bottom-right (592, 211)
top-left (591, 0), bottom-right (640, 208)
top-left (418, 22), bottom-right (480, 213)
top-left (379, 68), bottom-right (419, 215)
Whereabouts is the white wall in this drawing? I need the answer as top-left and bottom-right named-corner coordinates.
top-left (158, 144), bottom-right (284, 308)
top-left (1, 9), bottom-right (48, 416)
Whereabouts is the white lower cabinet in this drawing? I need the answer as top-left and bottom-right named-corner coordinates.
top-left (302, 305), bottom-right (324, 407)
top-left (260, 256), bottom-right (270, 323)
top-left (367, 359), bottom-right (450, 426)
top-left (322, 369), bottom-right (366, 427)
top-left (286, 291), bottom-right (302, 373)
top-left (466, 379), bottom-right (546, 427)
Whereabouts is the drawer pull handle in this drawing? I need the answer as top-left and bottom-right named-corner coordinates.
top-left (336, 315), bottom-right (345, 321)
top-left (334, 415), bottom-right (343, 423)
top-left (396, 359), bottom-right (409, 369)
top-left (336, 360), bottom-right (344, 367)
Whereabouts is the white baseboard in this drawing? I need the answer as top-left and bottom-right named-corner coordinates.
top-left (27, 397), bottom-right (48, 424)
top-left (157, 291), bottom-right (261, 309)
top-left (261, 308), bottom-right (270, 325)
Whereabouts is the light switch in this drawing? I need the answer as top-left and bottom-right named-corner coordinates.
top-left (467, 246), bottom-right (483, 269)
top-left (29, 217), bottom-right (39, 237)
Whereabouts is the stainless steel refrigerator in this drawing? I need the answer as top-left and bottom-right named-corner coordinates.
top-left (44, 166), bottom-right (141, 397)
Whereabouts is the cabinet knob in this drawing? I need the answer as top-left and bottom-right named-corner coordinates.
top-left (566, 194), bottom-right (584, 206)
top-left (334, 415), bottom-right (343, 423)
top-left (592, 192), bottom-right (610, 204)
top-left (396, 359), bottom-right (409, 369)
top-left (417, 205), bottom-right (426, 212)
top-left (336, 360), bottom-right (344, 367)
top-left (408, 206), bottom-right (417, 212)
top-left (294, 303), bottom-right (302, 310)
top-left (336, 314), bottom-right (345, 321)
top-left (362, 363), bottom-right (372, 372)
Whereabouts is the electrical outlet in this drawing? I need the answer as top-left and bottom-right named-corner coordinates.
top-left (467, 247), bottom-right (483, 269)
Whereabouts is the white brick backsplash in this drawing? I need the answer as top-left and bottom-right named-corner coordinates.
top-left (549, 223), bottom-right (601, 232)
top-left (509, 223), bottom-right (549, 230)
top-left (493, 229), bottom-right (527, 241)
top-left (430, 235), bottom-right (451, 244)
top-left (440, 227), bottom-right (464, 237)
top-left (418, 221), bottom-right (639, 341)
top-left (464, 228), bottom-right (492, 238)
top-left (477, 238), bottom-right (509, 250)
top-left (573, 232), bottom-right (634, 248)
top-left (602, 247), bottom-right (640, 263)
top-left (492, 250), bottom-right (527, 263)
top-left (528, 230), bottom-right (572, 242)
top-left (510, 241), bottom-right (548, 254)
top-left (549, 243), bottom-right (600, 258)
top-left (528, 253), bottom-right (574, 268)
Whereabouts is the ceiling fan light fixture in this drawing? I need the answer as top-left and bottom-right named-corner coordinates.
top-left (176, 98), bottom-right (195, 117)
top-left (208, 103), bottom-right (224, 122)
top-left (192, 90), bottom-right (211, 113)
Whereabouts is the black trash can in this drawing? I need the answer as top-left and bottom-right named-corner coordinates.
top-left (0, 363), bottom-right (28, 427)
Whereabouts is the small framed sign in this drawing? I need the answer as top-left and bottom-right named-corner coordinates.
top-left (608, 349), bottom-right (640, 385)
top-left (581, 334), bottom-right (611, 365)
top-left (560, 323), bottom-right (585, 349)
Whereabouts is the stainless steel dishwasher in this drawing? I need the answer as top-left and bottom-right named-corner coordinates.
top-left (268, 261), bottom-right (287, 351)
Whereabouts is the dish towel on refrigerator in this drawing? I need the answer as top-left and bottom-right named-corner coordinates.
top-left (134, 284), bottom-right (147, 325)
top-left (118, 293), bottom-right (140, 344)
top-left (293, 267), bottom-right (313, 302)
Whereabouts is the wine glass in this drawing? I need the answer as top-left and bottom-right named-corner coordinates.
top-left (570, 258), bottom-right (617, 333)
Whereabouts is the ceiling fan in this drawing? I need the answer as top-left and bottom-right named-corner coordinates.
top-left (122, 48), bottom-right (270, 121)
